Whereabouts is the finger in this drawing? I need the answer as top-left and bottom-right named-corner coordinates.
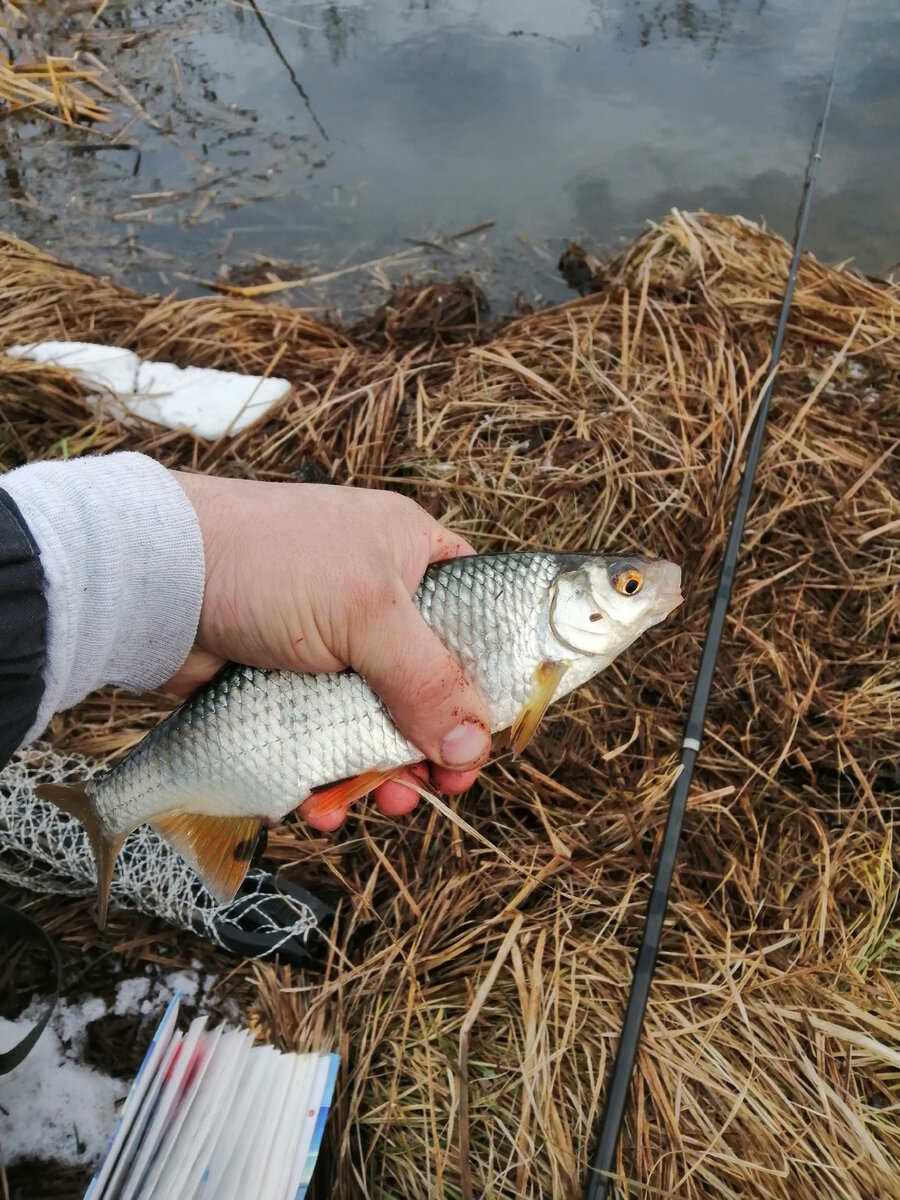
top-left (350, 587), bottom-right (492, 771)
top-left (374, 762), bottom-right (480, 814)
top-left (373, 765), bottom-right (428, 816)
top-left (430, 765), bottom-right (481, 795)
top-left (425, 524), bottom-right (477, 564)
top-left (163, 646), bottom-right (226, 698)
top-left (395, 509), bottom-right (477, 596)
top-left (298, 796), bottom-right (350, 832)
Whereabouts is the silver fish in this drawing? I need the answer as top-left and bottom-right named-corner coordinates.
top-left (39, 550), bottom-right (682, 926)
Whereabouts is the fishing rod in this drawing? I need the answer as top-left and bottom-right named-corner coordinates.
top-left (583, 22), bottom-right (847, 1200)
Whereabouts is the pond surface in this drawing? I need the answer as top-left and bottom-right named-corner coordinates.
top-left (2, 0), bottom-right (898, 316)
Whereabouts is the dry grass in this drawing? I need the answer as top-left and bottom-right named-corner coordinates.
top-left (0, 53), bottom-right (112, 124)
top-left (0, 2), bottom-right (116, 126)
top-left (0, 210), bottom-right (898, 1199)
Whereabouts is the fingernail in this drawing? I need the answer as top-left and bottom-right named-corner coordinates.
top-left (441, 720), bottom-right (490, 768)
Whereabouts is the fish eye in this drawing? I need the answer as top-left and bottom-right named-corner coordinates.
top-left (612, 569), bottom-right (643, 596)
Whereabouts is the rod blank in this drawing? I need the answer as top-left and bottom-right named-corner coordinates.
top-left (583, 31), bottom-right (844, 1200)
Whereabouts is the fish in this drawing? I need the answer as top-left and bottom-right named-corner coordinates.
top-left (37, 550), bottom-right (682, 927)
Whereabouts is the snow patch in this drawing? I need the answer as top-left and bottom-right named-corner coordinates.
top-left (113, 976), bottom-right (151, 1017)
top-left (6, 340), bottom-right (291, 439)
top-left (55, 995), bottom-right (107, 1053)
top-left (0, 965), bottom-right (230, 1169)
top-left (0, 1000), bottom-right (127, 1167)
top-left (158, 969), bottom-right (201, 1005)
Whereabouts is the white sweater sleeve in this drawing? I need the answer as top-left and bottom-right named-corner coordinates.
top-left (0, 452), bottom-right (205, 744)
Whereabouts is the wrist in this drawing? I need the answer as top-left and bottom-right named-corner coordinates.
top-left (2, 453), bottom-right (205, 739)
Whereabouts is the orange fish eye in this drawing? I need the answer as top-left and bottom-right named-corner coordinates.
top-left (613, 569), bottom-right (643, 596)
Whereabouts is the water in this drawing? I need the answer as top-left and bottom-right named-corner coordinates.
top-left (2, 0), bottom-right (898, 316)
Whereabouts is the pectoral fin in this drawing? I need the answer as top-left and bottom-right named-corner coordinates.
top-left (36, 783), bottom-right (124, 931)
top-left (509, 659), bottom-right (570, 758)
top-left (492, 728), bottom-right (512, 752)
top-left (300, 767), bottom-right (399, 823)
top-left (151, 813), bottom-right (264, 905)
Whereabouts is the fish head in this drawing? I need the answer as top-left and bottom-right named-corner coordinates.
top-left (548, 554), bottom-right (683, 662)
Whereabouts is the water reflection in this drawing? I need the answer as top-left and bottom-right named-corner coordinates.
top-left (0, 0), bottom-right (896, 313)
top-left (617, 0), bottom-right (764, 53)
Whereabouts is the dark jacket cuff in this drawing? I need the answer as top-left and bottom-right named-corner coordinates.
top-left (0, 488), bottom-right (47, 768)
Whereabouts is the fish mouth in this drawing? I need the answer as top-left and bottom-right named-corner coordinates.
top-left (647, 562), bottom-right (683, 622)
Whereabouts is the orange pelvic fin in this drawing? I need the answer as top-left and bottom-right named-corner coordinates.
top-left (509, 659), bottom-right (570, 758)
top-left (152, 812), bottom-right (263, 905)
top-left (300, 767), bottom-right (399, 822)
top-left (36, 782), bottom-right (124, 930)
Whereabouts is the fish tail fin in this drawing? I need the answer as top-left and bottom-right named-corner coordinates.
top-left (151, 813), bottom-right (263, 905)
top-left (35, 783), bottom-right (124, 929)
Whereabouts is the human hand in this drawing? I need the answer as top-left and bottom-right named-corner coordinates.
top-left (168, 474), bottom-right (491, 829)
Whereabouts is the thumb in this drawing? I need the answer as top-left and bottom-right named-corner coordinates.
top-left (351, 588), bottom-right (491, 771)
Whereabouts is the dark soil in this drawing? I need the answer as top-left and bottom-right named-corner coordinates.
top-left (2, 1158), bottom-right (93, 1200)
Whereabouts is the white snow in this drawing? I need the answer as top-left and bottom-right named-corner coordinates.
top-left (113, 977), bottom-right (151, 1017)
top-left (55, 995), bottom-right (107, 1052)
top-left (0, 967), bottom-right (230, 1170)
top-left (6, 340), bottom-right (291, 439)
top-left (0, 1000), bottom-right (127, 1167)
top-left (158, 969), bottom-right (201, 1005)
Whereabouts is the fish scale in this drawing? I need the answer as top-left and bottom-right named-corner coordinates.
top-left (418, 551), bottom-right (561, 724)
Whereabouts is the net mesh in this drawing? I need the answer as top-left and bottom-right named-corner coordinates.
top-left (0, 744), bottom-right (327, 960)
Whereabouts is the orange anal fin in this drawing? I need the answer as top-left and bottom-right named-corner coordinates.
top-left (151, 813), bottom-right (263, 905)
top-left (509, 659), bottom-right (570, 758)
top-left (36, 782), bottom-right (124, 930)
top-left (300, 768), bottom-right (399, 822)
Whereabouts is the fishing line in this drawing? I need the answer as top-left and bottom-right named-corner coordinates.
top-left (583, 18), bottom-right (848, 1199)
